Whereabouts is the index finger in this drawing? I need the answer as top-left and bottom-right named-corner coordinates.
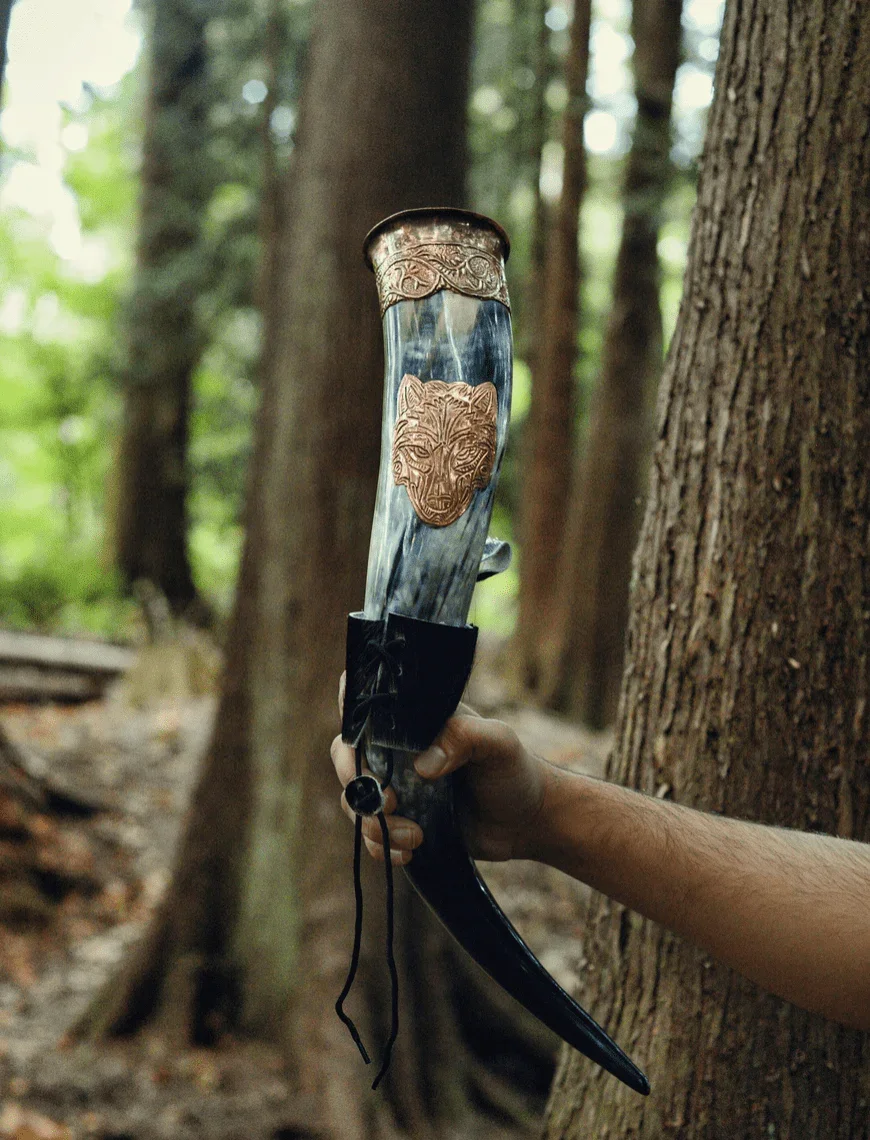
top-left (331, 734), bottom-right (399, 817)
top-left (330, 733), bottom-right (357, 786)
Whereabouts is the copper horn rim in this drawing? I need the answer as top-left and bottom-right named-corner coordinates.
top-left (362, 206), bottom-right (511, 268)
top-left (404, 835), bottom-right (650, 1096)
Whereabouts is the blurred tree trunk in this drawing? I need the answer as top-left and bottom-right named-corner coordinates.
top-left (511, 0), bottom-right (553, 365)
top-left (112, 0), bottom-right (212, 616)
top-left (79, 1), bottom-right (554, 1136)
top-left (543, 0), bottom-right (683, 727)
top-left (526, 0), bottom-right (553, 352)
top-left (545, 2), bottom-right (870, 1136)
top-left (254, 0), bottom-right (285, 387)
top-left (515, 0), bottom-right (591, 690)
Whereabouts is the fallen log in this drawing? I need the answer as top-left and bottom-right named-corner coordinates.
top-left (0, 724), bottom-right (126, 942)
top-left (0, 630), bottom-right (134, 703)
top-left (0, 724), bottom-right (107, 816)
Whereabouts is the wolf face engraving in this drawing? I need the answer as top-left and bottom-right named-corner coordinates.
top-left (392, 373), bottom-right (498, 527)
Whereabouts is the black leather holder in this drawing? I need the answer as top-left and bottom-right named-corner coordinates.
top-left (341, 611), bottom-right (478, 753)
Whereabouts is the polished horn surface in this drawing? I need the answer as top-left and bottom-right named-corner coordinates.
top-left (359, 208), bottom-right (648, 1094)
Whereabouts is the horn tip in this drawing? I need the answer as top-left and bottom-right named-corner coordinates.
top-left (626, 1068), bottom-right (650, 1096)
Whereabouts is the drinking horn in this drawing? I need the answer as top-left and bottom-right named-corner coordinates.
top-left (339, 207), bottom-right (648, 1096)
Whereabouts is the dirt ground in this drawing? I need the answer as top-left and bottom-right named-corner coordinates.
top-left (0, 643), bottom-right (613, 1139)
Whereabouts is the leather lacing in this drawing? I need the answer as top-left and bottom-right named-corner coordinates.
top-left (335, 636), bottom-right (403, 1090)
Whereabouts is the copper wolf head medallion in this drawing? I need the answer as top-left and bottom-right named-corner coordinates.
top-left (392, 373), bottom-right (498, 528)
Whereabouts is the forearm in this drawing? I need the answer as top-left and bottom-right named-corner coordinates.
top-left (535, 766), bottom-right (870, 1029)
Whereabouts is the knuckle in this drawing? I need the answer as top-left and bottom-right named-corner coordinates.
top-left (491, 718), bottom-right (520, 752)
top-left (438, 717), bottom-right (468, 760)
top-left (445, 714), bottom-right (470, 744)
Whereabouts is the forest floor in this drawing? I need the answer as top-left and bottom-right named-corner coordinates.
top-left (0, 635), bottom-right (613, 1140)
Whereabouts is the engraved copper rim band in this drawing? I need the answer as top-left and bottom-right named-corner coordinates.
top-left (364, 208), bottom-right (511, 317)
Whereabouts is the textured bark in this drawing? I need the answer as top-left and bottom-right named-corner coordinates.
top-left (112, 0), bottom-right (212, 614)
top-left (81, 2), bottom-right (553, 1136)
top-left (545, 1), bottom-right (870, 1136)
top-left (544, 0), bottom-right (683, 727)
top-left (516, 0), bottom-right (591, 689)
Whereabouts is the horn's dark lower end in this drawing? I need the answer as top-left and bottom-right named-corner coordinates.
top-left (404, 829), bottom-right (650, 1096)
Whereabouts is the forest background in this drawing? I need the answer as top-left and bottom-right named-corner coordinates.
top-left (2, 0), bottom-right (869, 1138)
top-left (0, 0), bottom-right (721, 645)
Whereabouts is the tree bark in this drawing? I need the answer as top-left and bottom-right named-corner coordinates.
top-left (545, 1), bottom-right (870, 1135)
top-left (112, 0), bottom-right (212, 615)
top-left (544, 0), bottom-right (683, 728)
top-left (516, 0), bottom-right (591, 690)
top-left (81, 1), bottom-right (553, 1136)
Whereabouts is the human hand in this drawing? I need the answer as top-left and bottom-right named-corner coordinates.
top-left (331, 675), bottom-right (553, 864)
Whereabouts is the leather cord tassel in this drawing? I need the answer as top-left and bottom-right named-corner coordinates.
top-left (336, 665), bottom-right (401, 1088)
top-left (334, 746), bottom-right (371, 1066)
top-left (371, 795), bottom-right (399, 1090)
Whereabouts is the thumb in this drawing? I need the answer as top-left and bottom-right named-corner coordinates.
top-left (414, 714), bottom-right (519, 780)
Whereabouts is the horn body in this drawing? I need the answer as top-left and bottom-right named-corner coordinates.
top-left (360, 208), bottom-right (648, 1096)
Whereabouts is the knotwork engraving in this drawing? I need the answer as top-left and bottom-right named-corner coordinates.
top-left (375, 242), bottom-right (510, 316)
top-left (392, 373), bottom-right (498, 528)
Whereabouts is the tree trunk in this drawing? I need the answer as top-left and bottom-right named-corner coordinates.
top-left (511, 0), bottom-right (553, 366)
top-left (527, 0), bottom-right (553, 352)
top-left (253, 0), bottom-right (285, 389)
top-left (112, 0), bottom-right (212, 615)
top-left (81, 1), bottom-right (553, 1136)
top-left (545, 1), bottom-right (870, 1135)
top-left (515, 0), bottom-right (591, 690)
top-left (544, 0), bottom-right (683, 728)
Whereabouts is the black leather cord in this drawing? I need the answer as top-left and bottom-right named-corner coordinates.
top-left (334, 746), bottom-right (371, 1066)
top-left (371, 809), bottom-right (399, 1090)
top-left (335, 635), bottom-right (404, 1089)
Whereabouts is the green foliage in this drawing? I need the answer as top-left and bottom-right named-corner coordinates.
top-left (0, 77), bottom-right (136, 634)
top-left (0, 0), bottom-right (310, 633)
top-left (0, 0), bottom-right (717, 638)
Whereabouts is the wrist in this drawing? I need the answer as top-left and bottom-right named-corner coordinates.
top-left (531, 765), bottom-right (614, 883)
top-left (522, 761), bottom-right (582, 867)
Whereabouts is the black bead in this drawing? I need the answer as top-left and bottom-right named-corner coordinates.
top-left (346, 774), bottom-right (385, 817)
